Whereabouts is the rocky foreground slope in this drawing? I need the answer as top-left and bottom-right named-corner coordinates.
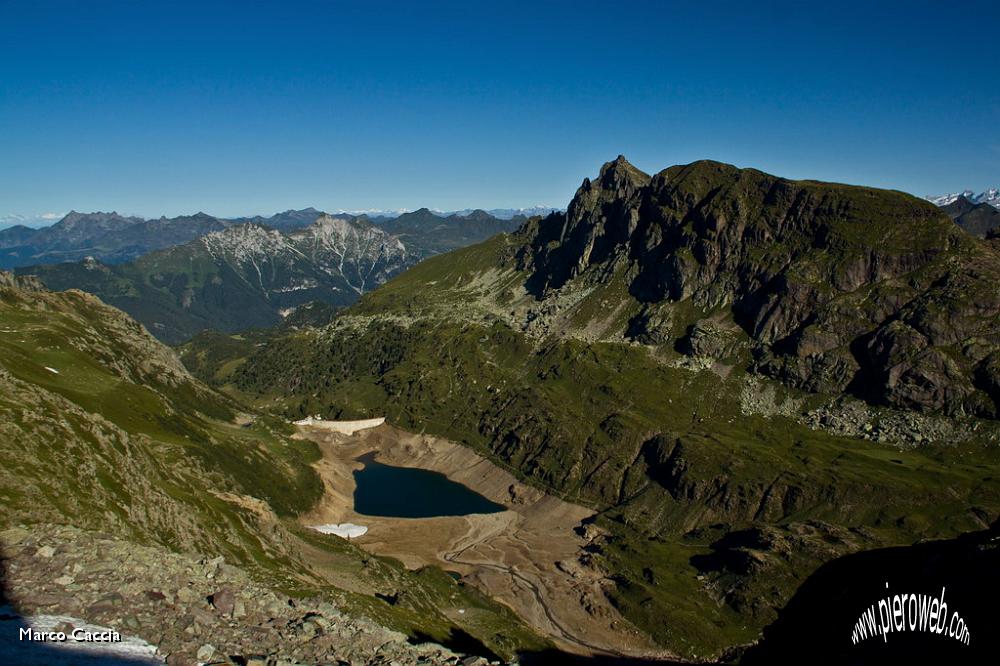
top-left (1, 525), bottom-right (480, 666)
top-left (217, 158), bottom-right (1000, 659)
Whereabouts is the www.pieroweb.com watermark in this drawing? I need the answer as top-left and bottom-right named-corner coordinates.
top-left (851, 583), bottom-right (970, 646)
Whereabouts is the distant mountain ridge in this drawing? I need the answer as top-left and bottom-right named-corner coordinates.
top-left (0, 213), bottom-right (63, 230)
top-left (0, 224), bottom-right (39, 249)
top-left (451, 206), bottom-right (561, 220)
top-left (0, 208), bottom-right (349, 269)
top-left (227, 207), bottom-right (327, 231)
top-left (0, 210), bottom-right (229, 268)
top-left (20, 208), bottom-right (522, 343)
top-left (340, 206), bottom-right (561, 220)
top-left (927, 187), bottom-right (1000, 209)
top-left (21, 215), bottom-right (410, 343)
top-left (0, 205), bottom-right (553, 269)
top-left (373, 207), bottom-right (524, 254)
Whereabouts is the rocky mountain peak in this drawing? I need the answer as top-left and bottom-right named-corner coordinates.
top-left (53, 210), bottom-right (139, 230)
top-left (460, 209), bottom-right (493, 221)
top-left (519, 156), bottom-right (652, 290)
top-left (595, 154), bottom-right (651, 192)
top-left (299, 214), bottom-right (406, 256)
top-left (56, 210), bottom-right (88, 226)
top-left (201, 223), bottom-right (289, 261)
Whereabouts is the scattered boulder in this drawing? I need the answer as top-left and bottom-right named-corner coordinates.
top-left (677, 319), bottom-right (745, 359)
top-left (209, 588), bottom-right (236, 617)
top-left (196, 644), bottom-right (216, 662)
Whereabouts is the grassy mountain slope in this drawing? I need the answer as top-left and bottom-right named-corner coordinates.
top-left (0, 272), bottom-right (321, 568)
top-left (0, 272), bottom-right (548, 659)
top-left (218, 158), bottom-right (1000, 659)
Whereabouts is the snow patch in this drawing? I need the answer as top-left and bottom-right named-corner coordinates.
top-left (310, 523), bottom-right (368, 539)
top-left (44, 367), bottom-right (59, 374)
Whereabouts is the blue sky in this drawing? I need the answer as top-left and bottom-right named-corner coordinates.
top-left (1, 0), bottom-right (998, 221)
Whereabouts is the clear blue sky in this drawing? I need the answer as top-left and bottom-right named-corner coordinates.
top-left (1, 0), bottom-right (998, 220)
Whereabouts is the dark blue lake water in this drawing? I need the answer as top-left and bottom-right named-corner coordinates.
top-left (352, 451), bottom-right (506, 518)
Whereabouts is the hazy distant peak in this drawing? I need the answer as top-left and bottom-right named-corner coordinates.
top-left (56, 210), bottom-right (142, 228)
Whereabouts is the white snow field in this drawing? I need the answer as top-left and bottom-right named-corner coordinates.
top-left (309, 523), bottom-right (369, 539)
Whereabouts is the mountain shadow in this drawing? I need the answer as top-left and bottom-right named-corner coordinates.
top-left (408, 628), bottom-right (502, 662)
top-left (741, 520), bottom-right (1000, 665)
top-left (516, 648), bottom-right (688, 665)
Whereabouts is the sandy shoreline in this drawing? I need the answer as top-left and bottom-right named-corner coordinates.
top-left (294, 421), bottom-right (665, 657)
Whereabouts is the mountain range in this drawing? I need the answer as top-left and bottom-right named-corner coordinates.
top-left (20, 209), bottom-right (524, 343)
top-left (0, 210), bottom-right (232, 268)
top-left (447, 206), bottom-right (561, 220)
top-left (926, 187), bottom-right (1000, 208)
top-left (2, 205), bottom-right (533, 268)
top-left (201, 157), bottom-right (1000, 660)
top-left (19, 216), bottom-right (409, 344)
top-left (227, 206), bottom-right (328, 231)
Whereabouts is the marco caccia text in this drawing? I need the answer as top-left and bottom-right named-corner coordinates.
top-left (20, 627), bottom-right (121, 643)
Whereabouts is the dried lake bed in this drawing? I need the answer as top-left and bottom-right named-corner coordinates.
top-left (294, 420), bottom-right (667, 658)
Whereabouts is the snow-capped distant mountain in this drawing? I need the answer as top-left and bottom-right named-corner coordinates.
top-left (980, 188), bottom-right (1000, 208)
top-left (926, 189), bottom-right (999, 209)
top-left (926, 191), bottom-right (974, 207)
